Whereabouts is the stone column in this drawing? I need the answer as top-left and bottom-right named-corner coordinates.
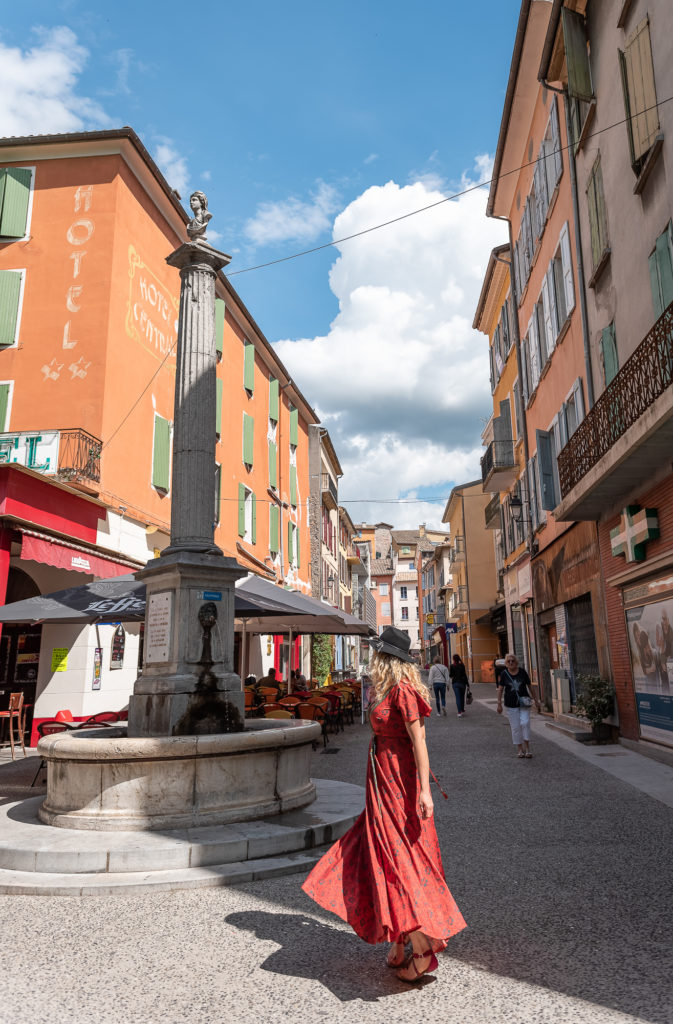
top-left (128, 207), bottom-right (248, 738)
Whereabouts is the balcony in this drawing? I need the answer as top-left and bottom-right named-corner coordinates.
top-left (556, 301), bottom-right (673, 520)
top-left (321, 472), bottom-right (338, 511)
top-left (448, 585), bottom-right (468, 617)
top-left (481, 439), bottom-right (517, 492)
top-left (0, 428), bottom-right (102, 485)
top-left (347, 542), bottom-right (367, 575)
top-left (484, 492), bottom-right (501, 530)
top-left (449, 535), bottom-right (465, 565)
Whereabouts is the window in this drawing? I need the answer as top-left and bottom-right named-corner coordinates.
top-left (400, 586), bottom-right (408, 600)
top-left (648, 223), bottom-right (673, 319)
top-left (243, 343), bottom-right (255, 392)
top-left (0, 167), bottom-right (33, 239)
top-left (269, 503), bottom-right (279, 554)
top-left (214, 297), bottom-right (225, 358)
top-left (600, 325), bottom-right (619, 386)
top-left (408, 562), bottom-right (414, 571)
top-left (401, 546), bottom-right (411, 554)
top-left (619, 18), bottom-right (661, 174)
top-left (287, 520), bottom-right (300, 568)
top-left (242, 412), bottom-right (254, 467)
top-left (269, 378), bottom-right (279, 422)
top-left (237, 484), bottom-right (257, 543)
top-left (0, 269), bottom-right (24, 348)
top-left (527, 455), bottom-right (542, 530)
top-left (401, 607), bottom-right (409, 621)
top-left (562, 379), bottom-right (586, 439)
top-left (289, 407), bottom-right (298, 446)
top-left (379, 583), bottom-right (389, 597)
top-left (381, 602), bottom-right (391, 618)
top-left (268, 440), bottom-right (277, 488)
top-left (586, 156), bottom-right (609, 272)
top-left (152, 414), bottom-right (171, 492)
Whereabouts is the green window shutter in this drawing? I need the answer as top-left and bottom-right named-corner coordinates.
top-left (296, 526), bottom-right (300, 568)
top-left (0, 168), bottom-right (31, 238)
top-left (214, 464), bottom-right (221, 526)
top-left (0, 384), bottom-right (10, 431)
top-left (649, 250), bottom-right (664, 318)
top-left (268, 440), bottom-right (277, 488)
top-left (243, 413), bottom-right (254, 466)
top-left (0, 270), bottom-right (22, 347)
top-left (290, 464), bottom-right (297, 507)
top-left (656, 228), bottom-right (673, 314)
top-left (152, 415), bottom-right (171, 491)
top-left (214, 297), bottom-right (225, 356)
top-left (270, 504), bottom-right (279, 554)
top-left (289, 408), bottom-right (298, 446)
top-left (269, 378), bottom-right (279, 422)
top-left (244, 342), bottom-right (255, 392)
top-left (216, 377), bottom-right (223, 435)
top-left (238, 483), bottom-right (246, 537)
top-left (601, 325), bottom-right (619, 386)
top-left (251, 493), bottom-right (257, 544)
top-left (287, 520), bottom-right (294, 565)
top-left (562, 8), bottom-right (593, 102)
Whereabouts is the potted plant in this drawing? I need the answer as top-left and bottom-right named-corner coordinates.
top-left (574, 675), bottom-right (615, 742)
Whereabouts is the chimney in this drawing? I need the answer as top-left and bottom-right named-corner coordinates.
top-left (419, 523), bottom-right (426, 537)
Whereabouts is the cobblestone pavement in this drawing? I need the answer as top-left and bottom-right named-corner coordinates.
top-left (1, 685), bottom-right (672, 1024)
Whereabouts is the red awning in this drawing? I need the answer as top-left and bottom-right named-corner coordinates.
top-left (21, 533), bottom-right (134, 578)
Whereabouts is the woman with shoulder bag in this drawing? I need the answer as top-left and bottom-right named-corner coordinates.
top-left (449, 654), bottom-right (469, 717)
top-left (496, 653), bottom-right (540, 758)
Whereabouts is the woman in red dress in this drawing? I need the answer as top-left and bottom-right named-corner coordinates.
top-left (302, 626), bottom-right (466, 983)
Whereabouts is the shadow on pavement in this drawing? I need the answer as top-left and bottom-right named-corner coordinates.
top-left (225, 910), bottom-right (425, 1002)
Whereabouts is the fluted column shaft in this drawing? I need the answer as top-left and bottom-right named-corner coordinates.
top-left (165, 242), bottom-right (231, 553)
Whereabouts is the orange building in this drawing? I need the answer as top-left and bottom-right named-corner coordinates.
top-left (0, 128), bottom-right (317, 738)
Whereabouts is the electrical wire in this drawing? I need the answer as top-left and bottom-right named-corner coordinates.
top-left (101, 340), bottom-right (176, 452)
top-left (225, 95), bottom-right (673, 277)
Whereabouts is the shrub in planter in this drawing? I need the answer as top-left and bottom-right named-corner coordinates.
top-left (575, 675), bottom-right (614, 741)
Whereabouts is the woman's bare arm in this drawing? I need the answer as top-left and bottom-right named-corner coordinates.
top-left (404, 718), bottom-right (433, 819)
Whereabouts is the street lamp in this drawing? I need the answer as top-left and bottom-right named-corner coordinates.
top-left (509, 494), bottom-right (524, 525)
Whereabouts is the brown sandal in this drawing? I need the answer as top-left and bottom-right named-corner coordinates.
top-left (386, 937), bottom-right (408, 968)
top-left (396, 950), bottom-right (438, 983)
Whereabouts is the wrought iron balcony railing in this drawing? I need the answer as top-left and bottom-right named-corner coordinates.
top-left (321, 472), bottom-right (339, 509)
top-left (481, 439), bottom-right (516, 488)
top-left (484, 492), bottom-right (501, 530)
top-left (0, 427), bottom-right (102, 484)
top-left (449, 535), bottom-right (465, 564)
top-left (558, 301), bottom-right (673, 498)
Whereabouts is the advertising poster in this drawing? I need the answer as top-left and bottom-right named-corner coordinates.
top-left (92, 647), bottom-right (103, 690)
top-left (51, 648), bottom-right (68, 673)
top-left (626, 596), bottom-right (673, 745)
top-left (110, 625), bottom-right (125, 670)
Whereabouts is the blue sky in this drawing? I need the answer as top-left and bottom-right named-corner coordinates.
top-left (0, 0), bottom-right (518, 527)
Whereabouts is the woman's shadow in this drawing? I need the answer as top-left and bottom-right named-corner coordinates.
top-left (226, 910), bottom-right (426, 1002)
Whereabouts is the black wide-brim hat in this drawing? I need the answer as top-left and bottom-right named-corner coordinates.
top-left (369, 625), bottom-right (415, 664)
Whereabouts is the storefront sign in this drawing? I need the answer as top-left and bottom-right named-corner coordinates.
top-left (425, 613), bottom-right (434, 625)
top-left (146, 591), bottom-right (172, 663)
top-left (92, 647), bottom-right (102, 690)
top-left (610, 506), bottom-right (659, 563)
top-left (51, 648), bottom-right (68, 672)
top-left (110, 625), bottom-right (125, 670)
top-left (626, 593), bottom-right (673, 745)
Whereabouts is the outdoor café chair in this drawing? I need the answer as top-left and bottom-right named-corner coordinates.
top-left (264, 708), bottom-right (293, 720)
top-left (295, 702), bottom-right (327, 747)
top-left (258, 686), bottom-right (280, 702)
top-left (30, 720), bottom-right (70, 786)
top-left (279, 695), bottom-right (301, 708)
top-left (336, 688), bottom-right (355, 725)
top-left (308, 695), bottom-right (337, 734)
top-left (261, 702), bottom-right (285, 715)
top-left (322, 690), bottom-right (344, 732)
top-left (0, 692), bottom-right (26, 759)
top-left (244, 689), bottom-right (256, 717)
top-left (77, 712), bottom-right (120, 727)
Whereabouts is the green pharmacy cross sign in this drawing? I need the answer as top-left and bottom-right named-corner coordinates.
top-left (610, 505), bottom-right (659, 563)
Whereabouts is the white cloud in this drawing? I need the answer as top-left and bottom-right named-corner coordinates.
top-left (154, 138), bottom-right (190, 195)
top-left (364, 153), bottom-right (379, 165)
top-left (274, 161), bottom-right (507, 526)
top-left (244, 181), bottom-right (340, 247)
top-left (0, 26), bottom-right (109, 135)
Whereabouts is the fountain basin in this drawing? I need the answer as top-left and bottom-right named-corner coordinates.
top-left (37, 719), bottom-right (321, 831)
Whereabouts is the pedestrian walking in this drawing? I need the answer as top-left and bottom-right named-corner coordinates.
top-left (302, 625), bottom-right (466, 984)
top-left (496, 653), bottom-right (540, 758)
top-left (449, 654), bottom-right (469, 717)
top-left (428, 656), bottom-right (449, 715)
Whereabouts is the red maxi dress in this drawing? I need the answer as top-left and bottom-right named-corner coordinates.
top-left (302, 680), bottom-right (466, 951)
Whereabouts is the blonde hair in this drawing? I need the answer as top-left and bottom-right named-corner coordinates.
top-left (369, 651), bottom-right (430, 705)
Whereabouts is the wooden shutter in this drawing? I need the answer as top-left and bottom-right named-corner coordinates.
top-left (622, 18), bottom-right (660, 164)
top-left (269, 504), bottom-right (279, 554)
top-left (238, 483), bottom-right (246, 537)
top-left (289, 408), bottom-right (298, 446)
top-left (152, 415), bottom-right (170, 491)
top-left (269, 378), bottom-right (279, 422)
top-left (216, 377), bottom-right (223, 435)
top-left (0, 168), bottom-right (31, 238)
top-left (527, 458), bottom-right (540, 529)
top-left (528, 317), bottom-right (540, 391)
top-left (0, 270), bottom-right (21, 347)
top-left (542, 267), bottom-right (558, 352)
top-left (521, 333), bottom-right (530, 403)
top-left (562, 8), bottom-right (593, 102)
top-left (251, 493), bottom-right (257, 544)
top-left (214, 463), bottom-right (221, 525)
top-left (287, 520), bottom-right (294, 565)
top-left (601, 325), bottom-right (619, 385)
top-left (290, 464), bottom-right (297, 507)
top-left (0, 384), bottom-right (10, 431)
top-left (572, 378), bottom-right (585, 425)
top-left (268, 440), bottom-right (277, 488)
top-left (243, 413), bottom-right (254, 466)
top-left (214, 297), bottom-right (225, 356)
top-left (536, 430), bottom-right (557, 511)
top-left (244, 342), bottom-right (255, 392)
top-left (655, 228), bottom-right (673, 314)
top-left (559, 223), bottom-right (575, 315)
top-left (295, 525), bottom-right (300, 568)
top-left (550, 97), bottom-right (563, 185)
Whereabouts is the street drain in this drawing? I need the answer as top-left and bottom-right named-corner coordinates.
top-left (595, 752), bottom-right (627, 757)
